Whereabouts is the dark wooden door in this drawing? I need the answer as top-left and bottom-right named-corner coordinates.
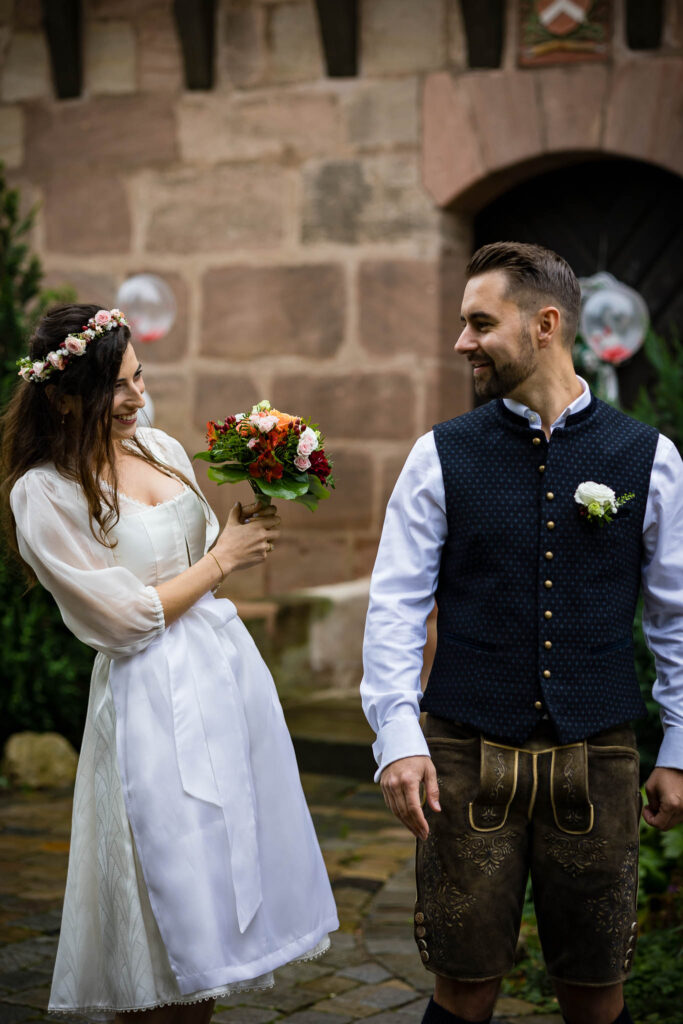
top-left (473, 158), bottom-right (683, 405)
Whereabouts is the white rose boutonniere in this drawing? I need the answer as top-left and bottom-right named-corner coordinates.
top-left (574, 481), bottom-right (634, 525)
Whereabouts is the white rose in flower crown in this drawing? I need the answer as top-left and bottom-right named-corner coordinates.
top-left (32, 361), bottom-right (45, 376)
top-left (47, 351), bottom-right (66, 369)
top-left (297, 427), bottom-right (319, 457)
top-left (574, 481), bottom-right (618, 514)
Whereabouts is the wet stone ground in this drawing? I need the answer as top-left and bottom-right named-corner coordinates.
top-left (0, 776), bottom-right (561, 1024)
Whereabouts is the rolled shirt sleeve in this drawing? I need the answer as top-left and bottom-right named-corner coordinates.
top-left (360, 432), bottom-right (447, 781)
top-left (10, 469), bottom-right (165, 661)
top-left (641, 434), bottom-right (683, 771)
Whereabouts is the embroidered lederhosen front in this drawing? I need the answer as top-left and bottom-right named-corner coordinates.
top-left (414, 716), bottom-right (641, 984)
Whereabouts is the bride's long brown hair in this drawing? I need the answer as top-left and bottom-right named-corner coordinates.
top-left (1, 303), bottom-right (205, 582)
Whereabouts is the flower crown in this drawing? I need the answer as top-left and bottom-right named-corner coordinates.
top-left (16, 308), bottom-right (128, 383)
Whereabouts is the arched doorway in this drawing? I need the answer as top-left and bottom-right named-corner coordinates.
top-left (473, 157), bottom-right (683, 404)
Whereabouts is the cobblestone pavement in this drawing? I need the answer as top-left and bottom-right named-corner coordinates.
top-left (0, 776), bottom-right (561, 1024)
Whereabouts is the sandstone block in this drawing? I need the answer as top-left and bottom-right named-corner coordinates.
top-left (138, 0), bottom-right (184, 93)
top-left (1, 31), bottom-right (51, 101)
top-left (604, 59), bottom-right (683, 177)
top-left (2, 732), bottom-right (78, 788)
top-left (24, 95), bottom-right (177, 178)
top-left (302, 154), bottom-right (437, 244)
top-left (538, 65), bottom-right (608, 152)
top-left (266, 0), bottom-right (324, 84)
top-left (264, 534), bottom-right (353, 593)
top-left (0, 104), bottom-right (23, 169)
top-left (361, 0), bottom-right (446, 76)
top-left (222, 0), bottom-right (266, 87)
top-left (178, 90), bottom-right (341, 164)
top-left (42, 268), bottom-right (117, 307)
top-left (422, 71), bottom-right (485, 207)
top-left (200, 264), bottom-right (344, 358)
top-left (141, 372), bottom-right (193, 448)
top-left (465, 71), bottom-right (543, 173)
top-left (85, 19), bottom-right (136, 95)
top-left (343, 78), bottom-right (419, 149)
top-left (122, 270), bottom-right (188, 364)
top-left (44, 171), bottom-right (131, 255)
top-left (272, 372), bottom-right (417, 440)
top-left (146, 164), bottom-right (286, 254)
top-left (194, 372), bottom-right (260, 434)
top-left (359, 260), bottom-right (440, 356)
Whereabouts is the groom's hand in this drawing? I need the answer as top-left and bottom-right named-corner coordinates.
top-left (643, 766), bottom-right (683, 831)
top-left (380, 755), bottom-right (440, 840)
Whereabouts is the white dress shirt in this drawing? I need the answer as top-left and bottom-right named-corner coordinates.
top-left (361, 380), bottom-right (683, 781)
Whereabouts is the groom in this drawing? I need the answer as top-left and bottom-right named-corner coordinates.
top-left (361, 242), bottom-right (683, 1024)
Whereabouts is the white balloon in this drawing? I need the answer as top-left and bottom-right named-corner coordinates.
top-left (116, 274), bottom-right (176, 344)
top-left (579, 272), bottom-right (649, 366)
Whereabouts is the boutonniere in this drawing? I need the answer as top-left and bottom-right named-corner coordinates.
top-left (574, 482), bottom-right (634, 525)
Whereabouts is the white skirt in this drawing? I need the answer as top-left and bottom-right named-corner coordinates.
top-left (49, 596), bottom-right (338, 1019)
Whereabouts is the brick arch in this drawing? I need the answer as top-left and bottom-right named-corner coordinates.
top-left (422, 58), bottom-right (683, 210)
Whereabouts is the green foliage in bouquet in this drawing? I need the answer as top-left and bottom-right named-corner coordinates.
top-left (0, 165), bottom-right (89, 752)
top-left (197, 401), bottom-right (334, 511)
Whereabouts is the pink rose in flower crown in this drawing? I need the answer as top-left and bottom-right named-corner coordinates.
top-left (294, 454), bottom-right (311, 471)
top-left (32, 361), bottom-right (45, 376)
top-left (65, 335), bottom-right (87, 355)
top-left (297, 427), bottom-right (318, 457)
top-left (94, 310), bottom-right (111, 326)
top-left (47, 351), bottom-right (66, 370)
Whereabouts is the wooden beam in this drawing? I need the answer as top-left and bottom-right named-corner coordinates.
top-left (173, 0), bottom-right (216, 90)
top-left (459, 0), bottom-right (504, 69)
top-left (40, 0), bottom-right (83, 100)
top-left (314, 0), bottom-right (358, 78)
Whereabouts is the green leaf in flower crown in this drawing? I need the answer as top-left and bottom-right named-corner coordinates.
top-left (306, 475), bottom-right (330, 499)
top-left (193, 450), bottom-right (214, 462)
top-left (294, 492), bottom-right (319, 511)
top-left (207, 464), bottom-right (249, 484)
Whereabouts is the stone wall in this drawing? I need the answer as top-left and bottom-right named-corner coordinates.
top-left (1, 0), bottom-right (681, 601)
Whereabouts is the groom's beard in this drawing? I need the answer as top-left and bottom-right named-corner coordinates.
top-left (473, 324), bottom-right (537, 400)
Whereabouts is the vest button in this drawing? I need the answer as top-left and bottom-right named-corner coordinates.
top-left (544, 641), bottom-right (552, 649)
top-left (546, 521), bottom-right (555, 529)
top-left (532, 437), bottom-right (541, 446)
top-left (418, 939), bottom-right (428, 951)
top-left (538, 464), bottom-right (546, 473)
top-left (534, 700), bottom-right (543, 710)
top-left (543, 669), bottom-right (551, 678)
top-left (544, 580), bottom-right (553, 588)
top-left (545, 551), bottom-right (553, 559)
top-left (546, 491), bottom-right (554, 500)
top-left (544, 610), bottom-right (552, 619)
top-left (421, 950), bottom-right (430, 962)
top-left (415, 912), bottom-right (425, 924)
top-left (415, 925), bottom-right (426, 938)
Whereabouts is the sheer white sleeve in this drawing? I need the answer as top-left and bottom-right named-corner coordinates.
top-left (140, 427), bottom-right (220, 551)
top-left (10, 469), bottom-right (165, 660)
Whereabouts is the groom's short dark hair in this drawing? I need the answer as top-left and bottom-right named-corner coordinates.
top-left (467, 241), bottom-right (581, 347)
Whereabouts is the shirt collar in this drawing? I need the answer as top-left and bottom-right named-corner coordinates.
top-left (502, 377), bottom-right (591, 434)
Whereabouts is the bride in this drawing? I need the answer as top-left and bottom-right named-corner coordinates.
top-left (1, 304), bottom-right (338, 1022)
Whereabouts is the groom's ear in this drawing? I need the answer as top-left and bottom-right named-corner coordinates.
top-left (535, 306), bottom-right (561, 349)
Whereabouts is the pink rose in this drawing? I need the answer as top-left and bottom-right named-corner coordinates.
top-left (32, 361), bottom-right (45, 376)
top-left (94, 310), bottom-right (111, 326)
top-left (64, 336), bottom-right (87, 355)
top-left (297, 427), bottom-right (318, 457)
top-left (47, 351), bottom-right (66, 369)
top-left (250, 413), bottom-right (278, 433)
top-left (294, 454), bottom-right (311, 471)
top-left (247, 437), bottom-right (258, 449)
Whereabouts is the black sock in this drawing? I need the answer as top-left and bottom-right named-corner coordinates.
top-left (563, 1003), bottom-right (633, 1024)
top-left (421, 995), bottom-right (492, 1024)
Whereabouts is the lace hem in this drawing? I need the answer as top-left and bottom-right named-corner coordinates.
top-left (47, 936), bottom-right (331, 1020)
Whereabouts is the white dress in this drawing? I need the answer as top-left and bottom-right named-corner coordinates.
top-left (10, 427), bottom-right (338, 1021)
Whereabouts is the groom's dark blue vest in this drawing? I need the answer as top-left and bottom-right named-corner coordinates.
top-left (420, 397), bottom-right (659, 744)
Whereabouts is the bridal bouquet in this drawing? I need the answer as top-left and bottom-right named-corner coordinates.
top-left (196, 400), bottom-right (334, 511)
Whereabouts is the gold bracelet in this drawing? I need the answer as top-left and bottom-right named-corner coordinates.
top-left (207, 550), bottom-right (225, 584)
